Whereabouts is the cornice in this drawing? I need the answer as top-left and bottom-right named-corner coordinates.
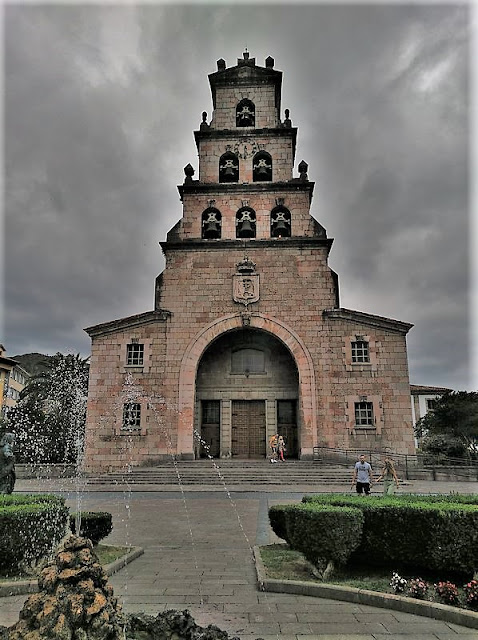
top-left (85, 310), bottom-right (171, 338)
top-left (178, 180), bottom-right (314, 203)
top-left (323, 308), bottom-right (413, 335)
top-left (160, 236), bottom-right (333, 253)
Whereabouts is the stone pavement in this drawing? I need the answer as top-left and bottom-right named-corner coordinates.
top-left (1, 479), bottom-right (478, 639)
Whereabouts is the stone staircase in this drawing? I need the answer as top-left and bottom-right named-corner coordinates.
top-left (85, 459), bottom-right (352, 487)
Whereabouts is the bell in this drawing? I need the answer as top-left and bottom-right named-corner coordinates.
top-left (272, 219), bottom-right (289, 237)
top-left (238, 220), bottom-right (255, 238)
top-left (223, 166), bottom-right (235, 177)
top-left (257, 164), bottom-right (269, 175)
top-left (204, 221), bottom-right (220, 239)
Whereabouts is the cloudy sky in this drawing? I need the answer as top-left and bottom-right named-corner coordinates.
top-left (3, 3), bottom-right (472, 391)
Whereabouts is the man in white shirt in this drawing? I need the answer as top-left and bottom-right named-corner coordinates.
top-left (351, 455), bottom-right (373, 495)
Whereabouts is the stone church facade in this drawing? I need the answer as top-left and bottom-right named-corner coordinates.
top-left (84, 53), bottom-right (416, 472)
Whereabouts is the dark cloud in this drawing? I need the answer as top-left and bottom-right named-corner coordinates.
top-left (3, 4), bottom-right (471, 390)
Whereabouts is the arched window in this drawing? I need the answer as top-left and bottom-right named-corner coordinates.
top-left (270, 206), bottom-right (291, 238)
top-left (219, 152), bottom-right (239, 183)
top-left (236, 207), bottom-right (256, 238)
top-left (201, 207), bottom-right (222, 239)
top-left (253, 151), bottom-right (272, 182)
top-left (236, 99), bottom-right (255, 127)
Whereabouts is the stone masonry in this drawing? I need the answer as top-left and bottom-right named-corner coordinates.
top-left (84, 52), bottom-right (416, 472)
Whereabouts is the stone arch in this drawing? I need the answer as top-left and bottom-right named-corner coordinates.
top-left (177, 313), bottom-right (318, 458)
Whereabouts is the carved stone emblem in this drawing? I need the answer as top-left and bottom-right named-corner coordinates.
top-left (233, 256), bottom-right (260, 307)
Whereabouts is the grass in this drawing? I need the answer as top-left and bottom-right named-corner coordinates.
top-left (259, 544), bottom-right (476, 607)
top-left (0, 543), bottom-right (132, 582)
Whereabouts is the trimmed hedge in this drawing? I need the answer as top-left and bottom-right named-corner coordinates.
top-left (69, 511), bottom-right (113, 545)
top-left (283, 503), bottom-right (364, 574)
top-left (301, 494), bottom-right (478, 577)
top-left (0, 494), bottom-right (68, 573)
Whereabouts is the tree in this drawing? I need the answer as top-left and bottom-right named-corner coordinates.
top-left (415, 391), bottom-right (478, 459)
top-left (3, 353), bottom-right (89, 464)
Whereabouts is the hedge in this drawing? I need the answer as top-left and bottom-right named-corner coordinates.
top-left (69, 511), bottom-right (113, 545)
top-left (0, 494), bottom-right (68, 573)
top-left (282, 503), bottom-right (364, 574)
top-left (302, 494), bottom-right (478, 577)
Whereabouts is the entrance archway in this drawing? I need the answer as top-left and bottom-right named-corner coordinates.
top-left (177, 313), bottom-right (318, 459)
top-left (196, 328), bottom-right (299, 458)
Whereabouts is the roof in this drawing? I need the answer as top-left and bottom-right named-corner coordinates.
top-left (323, 308), bottom-right (413, 335)
top-left (85, 310), bottom-right (171, 338)
top-left (410, 384), bottom-right (453, 395)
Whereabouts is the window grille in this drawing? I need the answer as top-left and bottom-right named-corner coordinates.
top-left (351, 340), bottom-right (370, 363)
top-left (127, 343), bottom-right (144, 366)
top-left (354, 401), bottom-right (374, 427)
top-left (122, 403), bottom-right (141, 430)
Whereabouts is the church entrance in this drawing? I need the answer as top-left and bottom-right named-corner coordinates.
top-left (231, 400), bottom-right (266, 458)
top-left (195, 328), bottom-right (300, 459)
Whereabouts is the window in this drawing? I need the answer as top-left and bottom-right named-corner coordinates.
top-left (201, 208), bottom-right (222, 239)
top-left (219, 152), bottom-right (239, 183)
top-left (253, 151), bottom-right (272, 182)
top-left (354, 401), bottom-right (374, 427)
top-left (236, 99), bottom-right (255, 127)
top-left (231, 348), bottom-right (265, 375)
top-left (236, 207), bottom-right (256, 238)
top-left (202, 400), bottom-right (220, 424)
top-left (122, 403), bottom-right (141, 430)
top-left (127, 343), bottom-right (144, 366)
top-left (426, 399), bottom-right (437, 411)
top-left (270, 206), bottom-right (291, 237)
top-left (351, 340), bottom-right (369, 363)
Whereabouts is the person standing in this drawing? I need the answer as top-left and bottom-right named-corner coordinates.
top-left (0, 433), bottom-right (16, 494)
top-left (376, 457), bottom-right (399, 494)
top-left (269, 433), bottom-right (279, 463)
top-left (351, 454), bottom-right (373, 495)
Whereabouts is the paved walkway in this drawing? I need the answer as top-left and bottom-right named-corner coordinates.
top-left (1, 478), bottom-right (478, 639)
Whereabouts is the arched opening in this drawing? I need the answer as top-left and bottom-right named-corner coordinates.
top-left (236, 207), bottom-right (256, 238)
top-left (253, 151), bottom-right (273, 182)
top-left (219, 152), bottom-right (239, 183)
top-left (236, 99), bottom-right (255, 127)
top-left (195, 329), bottom-right (299, 459)
top-left (271, 206), bottom-right (291, 237)
top-left (201, 207), bottom-right (222, 239)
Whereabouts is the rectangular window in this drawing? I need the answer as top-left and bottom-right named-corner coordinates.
top-left (202, 400), bottom-right (220, 424)
top-left (231, 348), bottom-right (265, 374)
top-left (354, 401), bottom-right (374, 427)
top-left (351, 340), bottom-right (370, 363)
top-left (127, 343), bottom-right (144, 366)
top-left (426, 399), bottom-right (437, 411)
top-left (122, 403), bottom-right (141, 430)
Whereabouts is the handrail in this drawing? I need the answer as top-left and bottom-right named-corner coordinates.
top-left (313, 446), bottom-right (478, 480)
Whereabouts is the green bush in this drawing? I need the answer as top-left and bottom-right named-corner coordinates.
top-left (268, 503), bottom-right (363, 575)
top-left (0, 494), bottom-right (68, 574)
top-left (69, 511), bottom-right (113, 545)
top-left (302, 494), bottom-right (478, 578)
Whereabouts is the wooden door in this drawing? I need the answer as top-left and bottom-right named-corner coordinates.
top-left (200, 400), bottom-right (220, 458)
top-left (231, 400), bottom-right (266, 458)
top-left (277, 400), bottom-right (298, 458)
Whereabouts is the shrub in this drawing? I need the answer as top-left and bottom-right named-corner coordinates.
top-left (0, 494), bottom-right (68, 573)
top-left (274, 503), bottom-right (363, 577)
top-left (408, 577), bottom-right (429, 600)
top-left (302, 494), bottom-right (478, 578)
top-left (69, 511), bottom-right (113, 545)
top-left (464, 580), bottom-right (478, 609)
top-left (434, 581), bottom-right (460, 606)
top-left (268, 505), bottom-right (294, 543)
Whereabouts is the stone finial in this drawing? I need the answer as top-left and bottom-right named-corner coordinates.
top-left (183, 164), bottom-right (195, 184)
top-left (200, 111), bottom-right (209, 130)
top-left (283, 108), bottom-right (292, 128)
top-left (243, 50), bottom-right (249, 60)
top-left (298, 160), bottom-right (309, 181)
top-left (265, 56), bottom-right (274, 68)
top-left (217, 58), bottom-right (226, 71)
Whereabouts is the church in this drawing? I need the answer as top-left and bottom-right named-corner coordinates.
top-left (84, 52), bottom-right (416, 471)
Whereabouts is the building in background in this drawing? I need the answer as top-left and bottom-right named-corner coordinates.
top-left (0, 345), bottom-right (29, 418)
top-left (85, 52), bottom-right (416, 471)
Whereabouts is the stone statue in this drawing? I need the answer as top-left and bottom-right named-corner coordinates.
top-left (0, 432), bottom-right (16, 494)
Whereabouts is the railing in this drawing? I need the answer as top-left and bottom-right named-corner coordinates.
top-left (313, 446), bottom-right (478, 481)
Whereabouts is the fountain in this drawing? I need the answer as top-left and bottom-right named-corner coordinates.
top-left (4, 534), bottom-right (240, 640)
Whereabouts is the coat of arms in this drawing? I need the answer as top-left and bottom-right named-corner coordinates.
top-left (233, 257), bottom-right (260, 306)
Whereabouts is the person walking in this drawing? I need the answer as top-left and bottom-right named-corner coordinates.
top-left (351, 454), bottom-right (373, 495)
top-left (277, 435), bottom-right (286, 462)
top-left (376, 456), bottom-right (399, 494)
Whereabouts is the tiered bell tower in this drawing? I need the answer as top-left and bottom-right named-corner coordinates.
top-left (84, 52), bottom-right (415, 471)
